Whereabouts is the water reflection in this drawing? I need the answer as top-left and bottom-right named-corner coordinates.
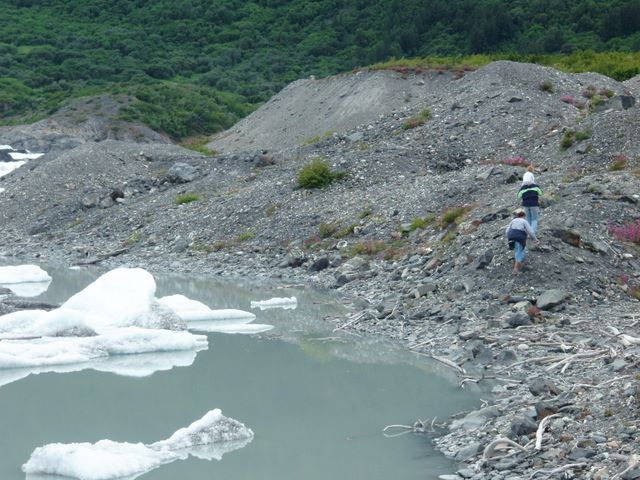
top-left (0, 348), bottom-right (201, 388)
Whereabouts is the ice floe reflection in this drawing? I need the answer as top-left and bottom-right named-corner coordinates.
top-left (23, 409), bottom-right (253, 480)
top-left (0, 267), bottom-right (272, 387)
top-left (0, 265), bottom-right (52, 297)
top-left (250, 296), bottom-right (297, 310)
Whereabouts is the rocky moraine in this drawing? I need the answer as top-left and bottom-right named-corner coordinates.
top-left (1, 61), bottom-right (639, 479)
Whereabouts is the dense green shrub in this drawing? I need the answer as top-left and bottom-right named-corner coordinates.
top-left (298, 158), bottom-right (344, 189)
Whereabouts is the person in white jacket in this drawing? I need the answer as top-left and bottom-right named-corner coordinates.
top-left (506, 208), bottom-right (540, 274)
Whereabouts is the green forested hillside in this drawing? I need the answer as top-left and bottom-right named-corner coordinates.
top-left (1, 0), bottom-right (639, 139)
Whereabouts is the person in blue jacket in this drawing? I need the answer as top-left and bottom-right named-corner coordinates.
top-left (517, 170), bottom-right (543, 234)
top-left (506, 208), bottom-right (539, 274)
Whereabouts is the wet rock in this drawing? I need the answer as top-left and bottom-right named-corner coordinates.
top-left (450, 406), bottom-right (501, 431)
top-left (509, 417), bottom-right (538, 437)
top-left (456, 468), bottom-right (474, 478)
top-left (455, 442), bottom-right (481, 461)
top-left (309, 257), bottom-right (329, 272)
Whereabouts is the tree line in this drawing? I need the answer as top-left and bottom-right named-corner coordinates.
top-left (1, 0), bottom-right (639, 139)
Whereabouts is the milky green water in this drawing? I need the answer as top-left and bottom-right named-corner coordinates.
top-left (0, 266), bottom-right (479, 480)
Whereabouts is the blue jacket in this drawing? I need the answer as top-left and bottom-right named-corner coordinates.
top-left (517, 183), bottom-right (543, 207)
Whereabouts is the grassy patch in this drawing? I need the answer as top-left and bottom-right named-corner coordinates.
top-left (235, 231), bottom-right (255, 242)
top-left (609, 154), bottom-right (629, 171)
top-left (124, 230), bottom-right (142, 245)
top-left (440, 206), bottom-right (469, 227)
top-left (318, 222), bottom-right (339, 238)
top-left (180, 136), bottom-right (220, 156)
top-left (301, 130), bottom-right (334, 146)
top-left (359, 206), bottom-right (373, 219)
top-left (560, 129), bottom-right (591, 151)
top-left (403, 108), bottom-right (431, 130)
top-left (350, 240), bottom-right (386, 256)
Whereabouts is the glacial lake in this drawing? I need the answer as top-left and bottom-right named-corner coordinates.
top-left (0, 264), bottom-right (479, 479)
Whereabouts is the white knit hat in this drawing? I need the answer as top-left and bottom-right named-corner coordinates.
top-left (522, 171), bottom-right (535, 185)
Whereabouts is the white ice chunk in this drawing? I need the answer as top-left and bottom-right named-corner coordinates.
top-left (0, 187), bottom-right (4, 193)
top-left (0, 160), bottom-right (25, 177)
top-left (159, 294), bottom-right (256, 321)
top-left (250, 296), bottom-right (297, 310)
top-left (24, 441), bottom-right (169, 480)
top-left (23, 409), bottom-right (253, 480)
top-left (189, 322), bottom-right (274, 334)
top-left (0, 327), bottom-right (207, 369)
top-left (153, 408), bottom-right (253, 450)
top-left (7, 151), bottom-right (44, 160)
top-left (0, 265), bottom-right (51, 284)
top-left (59, 268), bottom-right (170, 331)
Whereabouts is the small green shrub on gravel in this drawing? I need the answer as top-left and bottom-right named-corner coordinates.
top-left (609, 154), bottom-right (629, 171)
top-left (298, 158), bottom-right (344, 189)
top-left (440, 206), bottom-right (467, 227)
top-left (318, 222), bottom-right (338, 238)
top-left (539, 80), bottom-right (554, 92)
top-left (350, 240), bottom-right (386, 256)
top-left (403, 108), bottom-right (431, 130)
top-left (175, 193), bottom-right (200, 205)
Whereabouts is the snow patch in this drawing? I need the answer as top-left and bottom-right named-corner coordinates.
top-left (0, 160), bottom-right (25, 178)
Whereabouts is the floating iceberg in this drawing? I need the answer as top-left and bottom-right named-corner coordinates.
top-left (0, 267), bottom-right (272, 380)
top-left (160, 294), bottom-right (272, 334)
top-left (0, 268), bottom-right (204, 372)
top-left (250, 296), bottom-right (297, 310)
top-left (0, 265), bottom-right (52, 284)
top-left (23, 409), bottom-right (253, 480)
top-left (188, 321), bottom-right (274, 334)
top-left (159, 294), bottom-right (256, 322)
top-left (0, 265), bottom-right (52, 297)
